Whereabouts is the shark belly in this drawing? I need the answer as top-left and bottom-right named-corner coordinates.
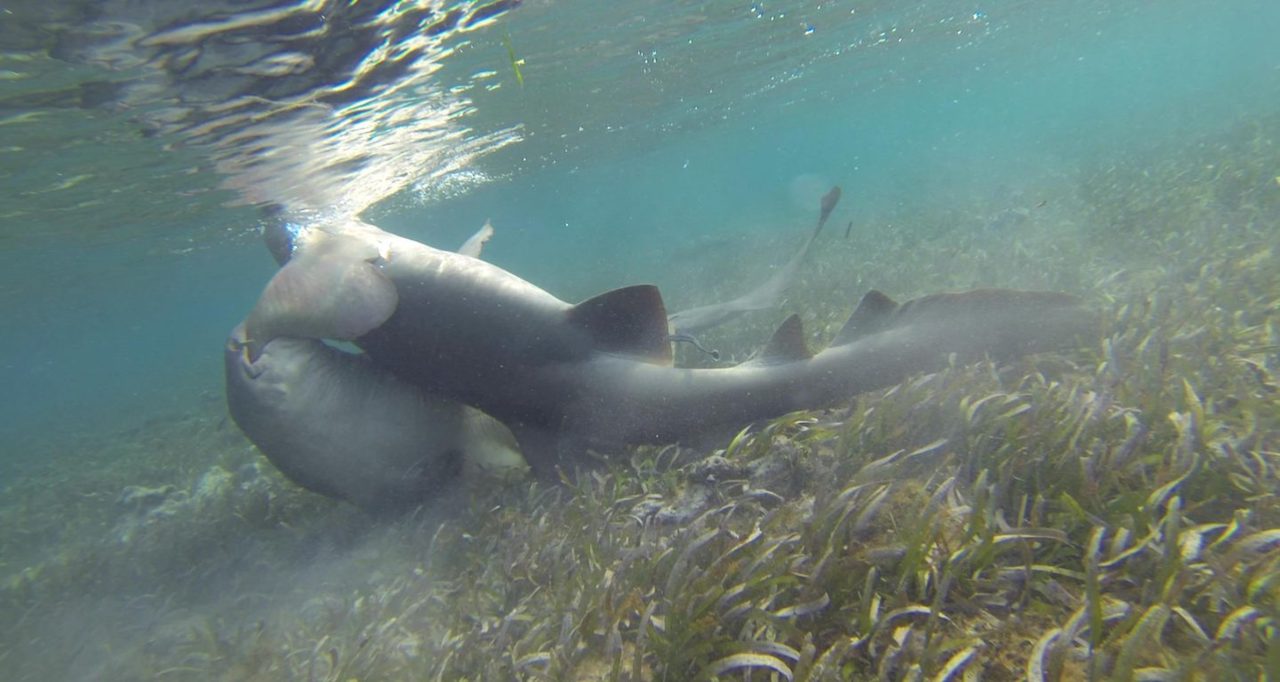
top-left (224, 324), bottom-right (523, 511)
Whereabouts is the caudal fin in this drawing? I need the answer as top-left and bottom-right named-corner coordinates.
top-left (831, 288), bottom-right (1095, 356)
top-left (817, 185), bottom-right (842, 235)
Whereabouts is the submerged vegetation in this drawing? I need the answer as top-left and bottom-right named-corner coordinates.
top-left (2, 114), bottom-right (1279, 680)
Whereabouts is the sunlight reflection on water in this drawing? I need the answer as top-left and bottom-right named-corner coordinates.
top-left (8, 0), bottom-right (524, 227)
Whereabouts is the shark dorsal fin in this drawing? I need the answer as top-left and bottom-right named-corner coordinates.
top-left (568, 284), bottom-right (673, 364)
top-left (832, 289), bottom-right (899, 346)
top-left (757, 314), bottom-right (811, 363)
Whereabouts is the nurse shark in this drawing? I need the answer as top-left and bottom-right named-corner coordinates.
top-left (225, 223), bottom-right (526, 511)
top-left (227, 214), bottom-right (1095, 502)
top-left (225, 324), bottom-right (525, 512)
top-left (668, 186), bottom-right (842, 336)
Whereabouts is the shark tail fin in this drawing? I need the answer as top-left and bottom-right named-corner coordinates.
top-left (817, 185), bottom-right (842, 235)
top-left (832, 288), bottom-right (1095, 356)
top-left (568, 284), bottom-right (673, 365)
top-left (890, 289), bottom-right (1085, 328)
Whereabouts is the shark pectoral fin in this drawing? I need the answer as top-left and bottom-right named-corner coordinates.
top-left (832, 289), bottom-right (899, 346)
top-left (457, 219), bottom-right (495, 258)
top-left (245, 241), bottom-right (398, 346)
top-left (756, 314), bottom-right (811, 363)
top-left (461, 409), bottom-right (529, 481)
top-left (568, 284), bottom-right (673, 365)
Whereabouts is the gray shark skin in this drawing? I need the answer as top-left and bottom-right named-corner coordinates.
top-left (224, 323), bottom-right (522, 511)
top-left (668, 186), bottom-right (842, 336)
top-left (247, 218), bottom-right (1095, 477)
top-left (552, 290), bottom-right (1088, 447)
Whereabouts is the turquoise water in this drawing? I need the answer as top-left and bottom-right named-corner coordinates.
top-left (2, 1), bottom-right (1276, 459)
top-left (1, 0), bottom-right (1278, 677)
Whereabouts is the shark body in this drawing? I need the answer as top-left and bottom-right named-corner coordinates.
top-left (224, 323), bottom-right (524, 511)
top-left (237, 217), bottom-right (1093, 479)
top-left (668, 186), bottom-right (842, 336)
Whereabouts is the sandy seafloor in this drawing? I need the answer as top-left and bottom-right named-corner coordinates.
top-left (1, 1), bottom-right (1279, 680)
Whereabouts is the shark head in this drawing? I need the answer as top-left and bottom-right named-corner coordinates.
top-left (244, 230), bottom-right (399, 355)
